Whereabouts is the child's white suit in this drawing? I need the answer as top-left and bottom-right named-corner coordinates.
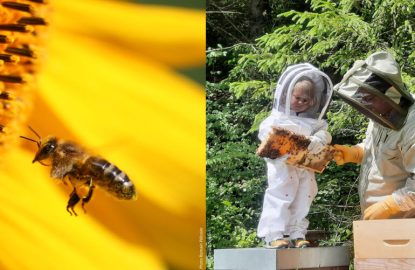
top-left (257, 64), bottom-right (333, 243)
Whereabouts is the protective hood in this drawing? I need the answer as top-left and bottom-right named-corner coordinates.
top-left (273, 63), bottom-right (333, 120)
top-left (334, 51), bottom-right (414, 130)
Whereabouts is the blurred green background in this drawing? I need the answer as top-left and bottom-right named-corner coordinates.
top-left (132, 0), bottom-right (205, 85)
top-left (137, 0), bottom-right (205, 9)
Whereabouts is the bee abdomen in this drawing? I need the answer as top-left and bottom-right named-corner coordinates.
top-left (85, 157), bottom-right (136, 200)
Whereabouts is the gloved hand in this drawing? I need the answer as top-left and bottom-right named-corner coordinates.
top-left (363, 195), bottom-right (401, 220)
top-left (307, 136), bottom-right (325, 154)
top-left (333, 144), bottom-right (363, 165)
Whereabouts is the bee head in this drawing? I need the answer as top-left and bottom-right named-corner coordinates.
top-left (20, 127), bottom-right (57, 165)
top-left (33, 137), bottom-right (58, 163)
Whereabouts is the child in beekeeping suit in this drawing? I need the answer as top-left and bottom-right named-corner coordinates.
top-left (257, 64), bottom-right (333, 249)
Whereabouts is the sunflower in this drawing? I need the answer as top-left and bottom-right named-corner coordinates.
top-left (0, 1), bottom-right (205, 269)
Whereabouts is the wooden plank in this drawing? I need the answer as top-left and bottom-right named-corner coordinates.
top-left (355, 258), bottom-right (415, 270)
top-left (277, 247), bottom-right (350, 269)
top-left (353, 219), bottom-right (415, 259)
top-left (300, 268), bottom-right (347, 270)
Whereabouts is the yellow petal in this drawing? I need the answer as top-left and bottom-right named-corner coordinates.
top-left (26, 89), bottom-right (205, 269)
top-left (52, 0), bottom-right (205, 68)
top-left (36, 31), bottom-right (205, 211)
top-left (25, 25), bottom-right (205, 269)
top-left (0, 149), bottom-right (166, 270)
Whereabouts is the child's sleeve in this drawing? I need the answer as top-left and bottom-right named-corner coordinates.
top-left (258, 115), bottom-right (276, 142)
top-left (312, 122), bottom-right (332, 145)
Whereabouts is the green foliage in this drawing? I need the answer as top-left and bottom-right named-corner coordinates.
top-left (232, 1), bottom-right (378, 84)
top-left (207, 82), bottom-right (267, 257)
top-left (327, 99), bottom-right (369, 143)
top-left (311, 163), bottom-right (361, 245)
top-left (207, 44), bottom-right (255, 82)
top-left (229, 80), bottom-right (272, 99)
top-left (207, 0), bottom-right (306, 47)
top-left (249, 111), bottom-right (270, 134)
top-left (207, 0), bottom-right (415, 269)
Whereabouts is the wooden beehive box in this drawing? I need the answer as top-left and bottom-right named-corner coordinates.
top-left (353, 219), bottom-right (415, 270)
top-left (256, 127), bottom-right (334, 173)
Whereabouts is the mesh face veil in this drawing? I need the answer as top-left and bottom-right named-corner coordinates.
top-left (273, 63), bottom-right (333, 120)
top-left (334, 51), bottom-right (414, 130)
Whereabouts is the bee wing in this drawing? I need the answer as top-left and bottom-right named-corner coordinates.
top-left (51, 141), bottom-right (88, 179)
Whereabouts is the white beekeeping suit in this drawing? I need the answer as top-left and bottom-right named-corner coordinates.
top-left (333, 51), bottom-right (415, 219)
top-left (257, 63), bottom-right (333, 243)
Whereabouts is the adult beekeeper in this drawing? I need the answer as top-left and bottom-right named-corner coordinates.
top-left (257, 63), bottom-right (333, 249)
top-left (333, 51), bottom-right (415, 219)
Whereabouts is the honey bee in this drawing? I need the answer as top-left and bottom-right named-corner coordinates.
top-left (20, 127), bottom-right (137, 216)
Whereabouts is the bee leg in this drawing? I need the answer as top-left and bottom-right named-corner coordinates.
top-left (81, 179), bottom-right (95, 213)
top-left (66, 188), bottom-right (80, 216)
top-left (81, 187), bottom-right (95, 213)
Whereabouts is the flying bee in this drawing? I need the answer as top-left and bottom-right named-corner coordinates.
top-left (20, 127), bottom-right (137, 216)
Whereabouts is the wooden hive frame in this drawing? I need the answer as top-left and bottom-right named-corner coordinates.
top-left (256, 127), bottom-right (334, 173)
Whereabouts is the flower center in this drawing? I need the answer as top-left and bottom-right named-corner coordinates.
top-left (0, 0), bottom-right (48, 151)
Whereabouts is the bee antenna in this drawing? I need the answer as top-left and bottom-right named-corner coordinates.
top-left (27, 125), bottom-right (42, 141)
top-left (19, 135), bottom-right (41, 148)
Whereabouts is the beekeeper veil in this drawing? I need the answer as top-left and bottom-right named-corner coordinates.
top-left (273, 63), bottom-right (333, 120)
top-left (334, 51), bottom-right (414, 130)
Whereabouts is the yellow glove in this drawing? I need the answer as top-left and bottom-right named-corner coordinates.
top-left (333, 144), bottom-right (363, 165)
top-left (363, 196), bottom-right (401, 220)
